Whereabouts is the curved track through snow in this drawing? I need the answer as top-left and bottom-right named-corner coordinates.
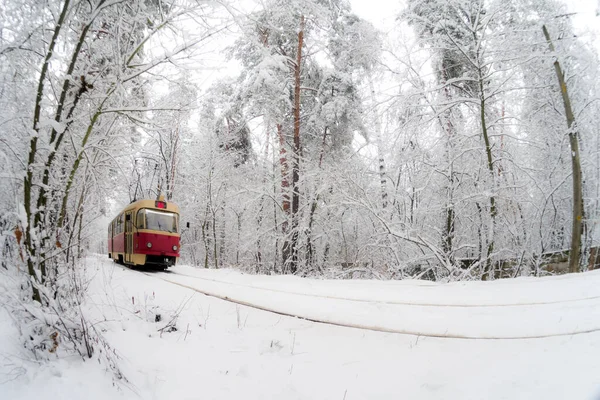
top-left (128, 268), bottom-right (600, 340)
top-left (160, 270), bottom-right (600, 308)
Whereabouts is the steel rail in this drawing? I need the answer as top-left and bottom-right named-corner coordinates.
top-left (160, 270), bottom-right (600, 308)
top-left (135, 269), bottom-right (600, 340)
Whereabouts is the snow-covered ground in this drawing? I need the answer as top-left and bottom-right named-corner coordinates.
top-left (2, 255), bottom-right (600, 399)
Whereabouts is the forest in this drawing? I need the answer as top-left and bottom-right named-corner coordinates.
top-left (0, 0), bottom-right (599, 362)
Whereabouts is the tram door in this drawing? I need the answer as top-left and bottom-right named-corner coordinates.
top-left (109, 221), bottom-right (113, 258)
top-left (124, 212), bottom-right (133, 264)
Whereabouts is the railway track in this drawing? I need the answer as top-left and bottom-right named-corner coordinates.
top-left (157, 269), bottom-right (600, 308)
top-left (125, 267), bottom-right (600, 340)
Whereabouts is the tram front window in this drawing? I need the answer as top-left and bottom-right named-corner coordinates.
top-left (137, 209), bottom-right (178, 233)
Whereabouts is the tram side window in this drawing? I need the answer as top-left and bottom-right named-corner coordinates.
top-left (136, 209), bottom-right (145, 229)
top-left (116, 214), bottom-right (123, 234)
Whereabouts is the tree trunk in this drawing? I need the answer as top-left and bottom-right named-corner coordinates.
top-left (288, 15), bottom-right (305, 274)
top-left (368, 75), bottom-right (388, 209)
top-left (543, 25), bottom-right (583, 273)
top-left (440, 78), bottom-right (456, 262)
top-left (36, 12), bottom-right (96, 230)
top-left (472, 30), bottom-right (498, 280)
top-left (278, 123), bottom-right (292, 269)
top-left (57, 110), bottom-right (103, 230)
top-left (23, 0), bottom-right (71, 302)
top-left (167, 124), bottom-right (179, 201)
top-left (305, 126), bottom-right (329, 269)
top-left (479, 86), bottom-right (497, 280)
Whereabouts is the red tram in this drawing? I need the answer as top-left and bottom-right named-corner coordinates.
top-left (108, 197), bottom-right (180, 269)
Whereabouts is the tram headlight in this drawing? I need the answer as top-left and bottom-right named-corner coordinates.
top-left (146, 242), bottom-right (152, 248)
top-left (172, 245), bottom-right (178, 251)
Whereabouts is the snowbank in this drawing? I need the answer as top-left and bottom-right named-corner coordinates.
top-left (1, 255), bottom-right (599, 399)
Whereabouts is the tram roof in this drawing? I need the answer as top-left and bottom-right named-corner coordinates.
top-left (119, 198), bottom-right (180, 214)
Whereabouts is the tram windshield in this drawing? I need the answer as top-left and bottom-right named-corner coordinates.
top-left (137, 209), bottom-right (179, 233)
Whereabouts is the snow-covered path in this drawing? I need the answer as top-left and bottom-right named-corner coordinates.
top-left (153, 264), bottom-right (600, 339)
top-left (2, 255), bottom-right (600, 400)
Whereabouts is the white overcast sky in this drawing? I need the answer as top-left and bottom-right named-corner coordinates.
top-left (350, 0), bottom-right (600, 44)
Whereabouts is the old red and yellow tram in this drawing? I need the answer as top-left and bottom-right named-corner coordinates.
top-left (108, 197), bottom-right (180, 269)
